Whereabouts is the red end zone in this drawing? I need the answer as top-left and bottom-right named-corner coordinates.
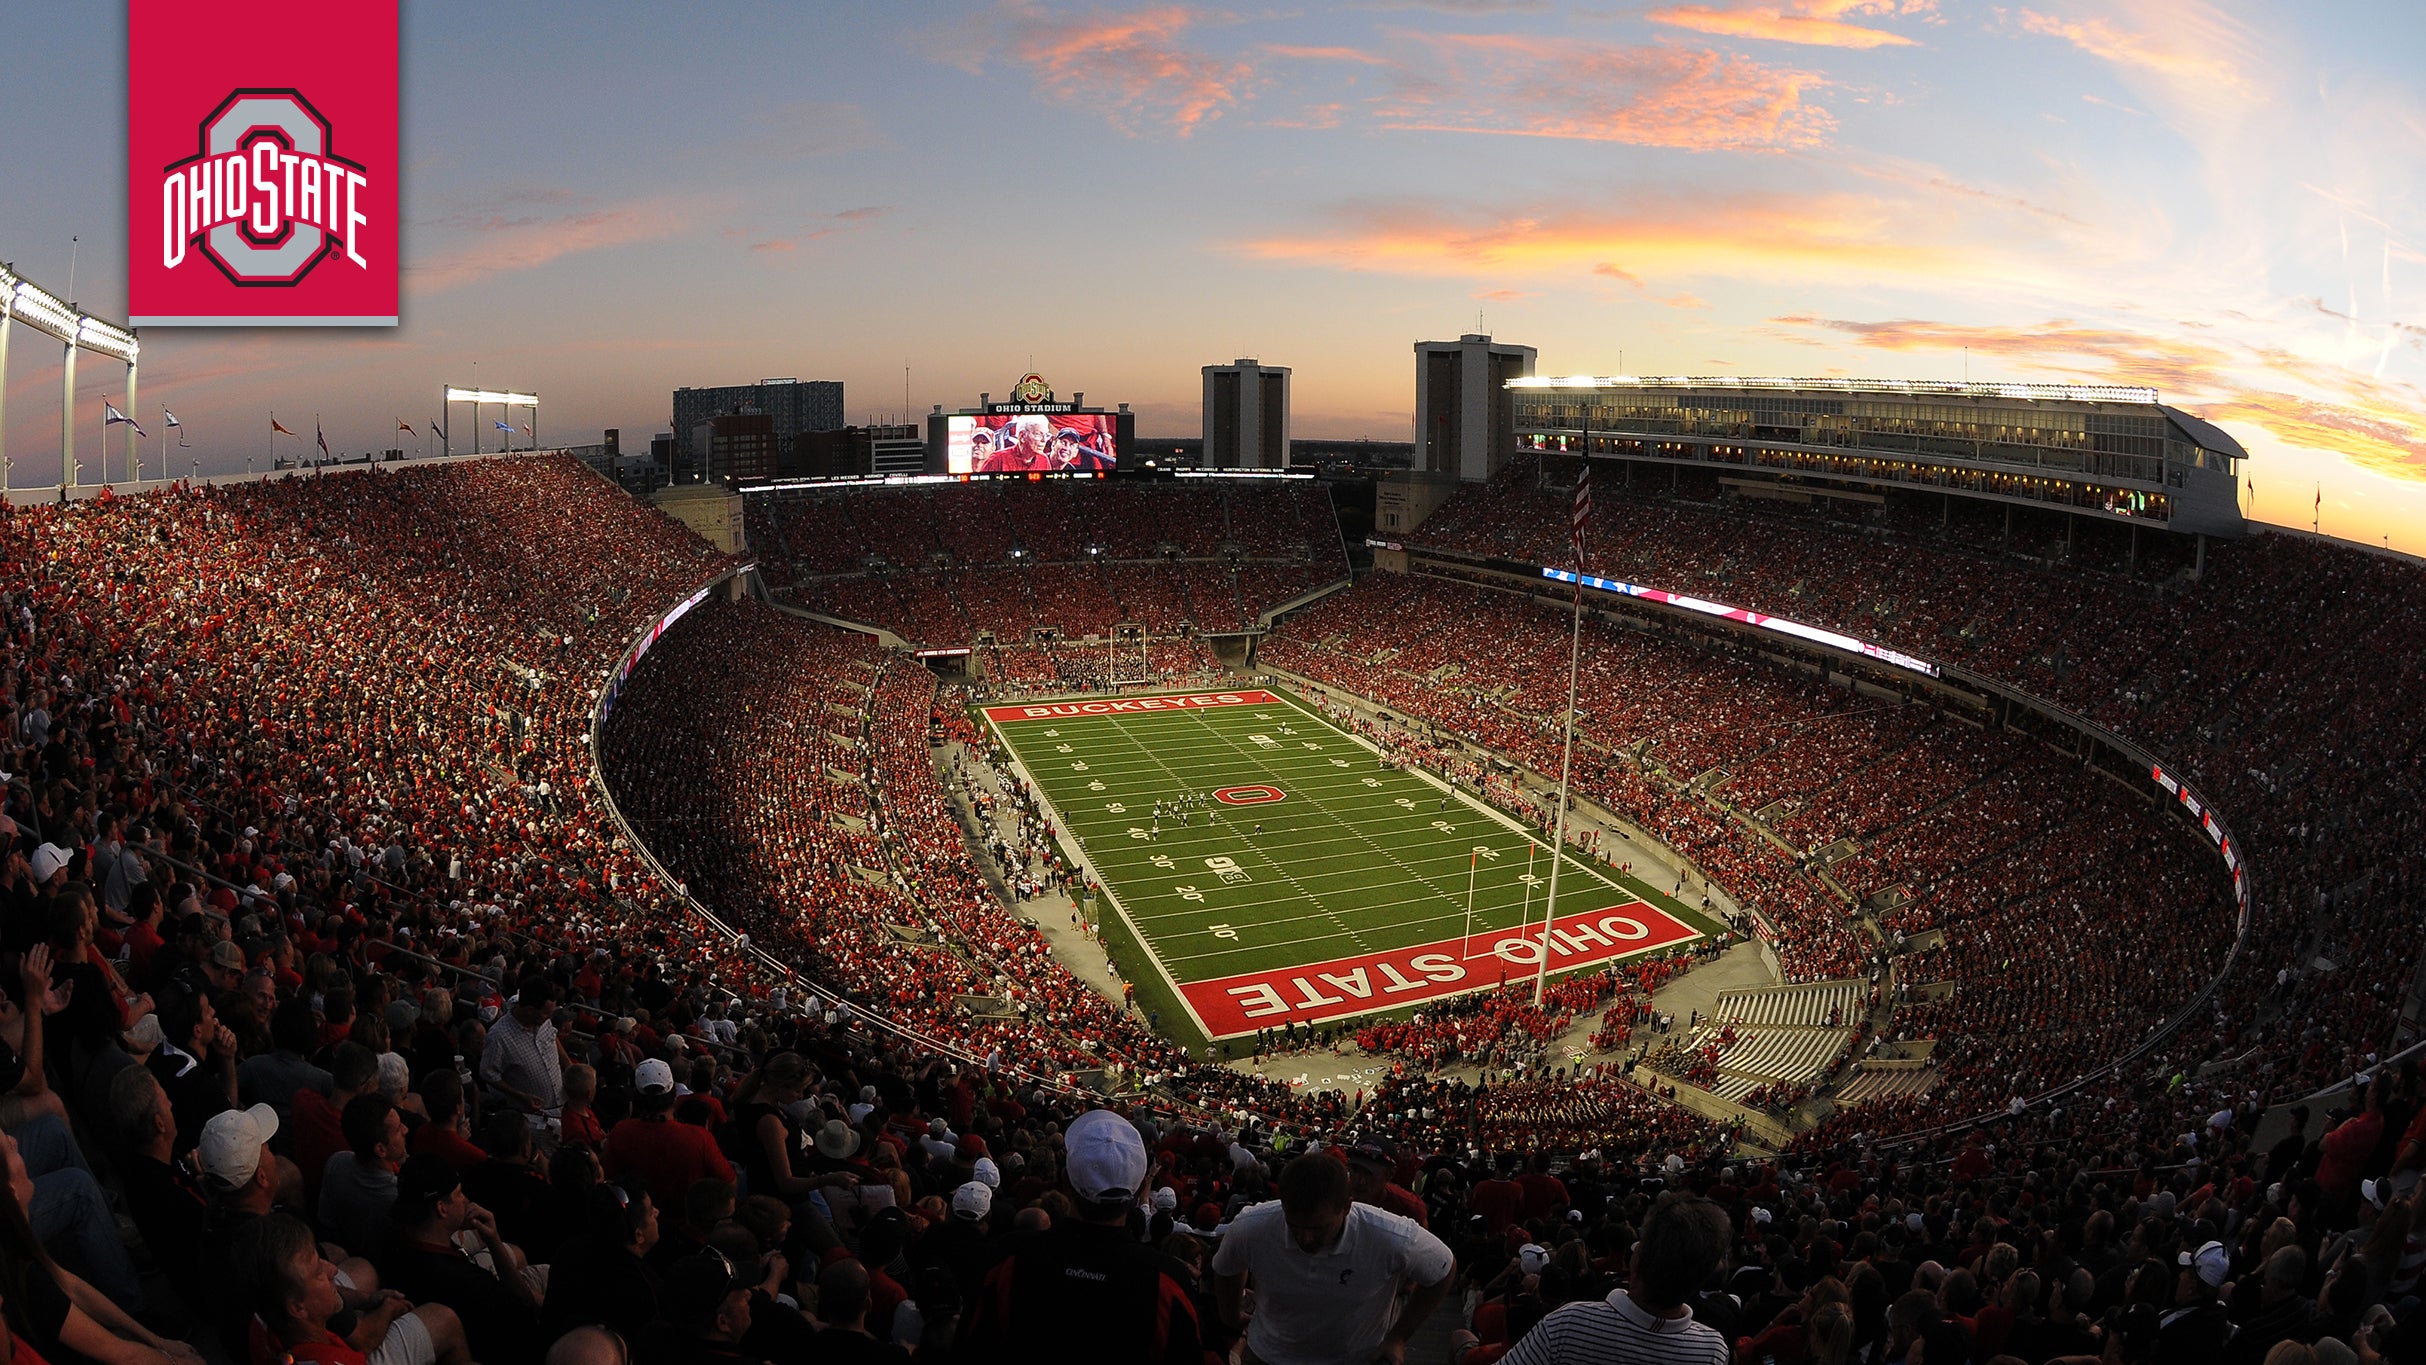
top-left (983, 690), bottom-right (1284, 723)
top-left (1178, 901), bottom-right (1700, 1038)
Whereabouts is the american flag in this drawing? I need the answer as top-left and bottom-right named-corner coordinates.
top-left (1571, 460), bottom-right (1592, 569)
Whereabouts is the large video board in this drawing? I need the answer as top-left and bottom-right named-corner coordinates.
top-left (947, 412), bottom-right (1119, 474)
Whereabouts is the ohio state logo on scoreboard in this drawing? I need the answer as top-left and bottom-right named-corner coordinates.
top-left (158, 90), bottom-right (370, 286)
top-left (127, 0), bottom-right (398, 326)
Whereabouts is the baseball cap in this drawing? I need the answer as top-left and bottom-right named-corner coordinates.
top-left (1064, 1109), bottom-right (1147, 1204)
top-left (951, 1181), bottom-right (993, 1221)
top-left (198, 1103), bottom-right (280, 1190)
top-left (2178, 1240), bottom-right (2229, 1288)
top-left (208, 940), bottom-right (245, 971)
top-left (1151, 1186), bottom-right (1178, 1214)
top-left (28, 844), bottom-right (68, 884)
top-left (1518, 1243), bottom-right (1550, 1275)
top-left (1344, 1135), bottom-right (1398, 1170)
top-left (662, 1248), bottom-right (753, 1329)
top-left (635, 1058), bottom-right (676, 1094)
top-left (956, 1134), bottom-right (988, 1161)
top-left (971, 1155), bottom-right (1000, 1189)
top-left (929, 1118), bottom-right (951, 1138)
top-left (395, 1153), bottom-right (463, 1210)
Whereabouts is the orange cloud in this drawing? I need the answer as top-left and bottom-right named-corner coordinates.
top-left (1766, 314), bottom-right (2426, 482)
top-left (1003, 5), bottom-right (1253, 137)
top-left (409, 198), bottom-right (692, 294)
top-left (1244, 194), bottom-right (1942, 279)
top-left (1383, 34), bottom-right (1833, 151)
top-left (2015, 7), bottom-right (2254, 97)
top-left (1647, 0), bottom-right (1934, 50)
top-left (1263, 44), bottom-right (1394, 65)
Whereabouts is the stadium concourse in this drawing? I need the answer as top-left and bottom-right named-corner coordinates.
top-left (0, 453), bottom-right (2421, 1364)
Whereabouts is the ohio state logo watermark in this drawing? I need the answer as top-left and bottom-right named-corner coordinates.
top-left (159, 90), bottom-right (369, 285)
top-left (128, 0), bottom-right (397, 326)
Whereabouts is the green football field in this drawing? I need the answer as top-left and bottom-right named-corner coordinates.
top-left (978, 686), bottom-right (1715, 1045)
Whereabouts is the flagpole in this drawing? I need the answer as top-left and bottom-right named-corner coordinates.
top-left (1534, 449), bottom-right (1592, 1009)
top-left (1514, 840), bottom-right (1538, 952)
top-left (1462, 847), bottom-right (1478, 958)
top-left (1535, 570), bottom-right (1585, 1007)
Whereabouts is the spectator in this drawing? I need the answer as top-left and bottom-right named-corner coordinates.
top-left (961, 1109), bottom-right (1205, 1363)
top-left (603, 1057), bottom-right (736, 1216)
top-left (381, 1154), bottom-right (543, 1362)
top-left (1213, 1146), bottom-right (1455, 1365)
top-left (321, 1094), bottom-right (408, 1256)
top-left (1494, 1193), bottom-right (1732, 1365)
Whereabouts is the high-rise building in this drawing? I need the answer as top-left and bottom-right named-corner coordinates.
top-left (670, 377), bottom-right (843, 479)
top-left (693, 412), bottom-right (778, 483)
top-left (1202, 359), bottom-right (1291, 469)
top-left (1413, 334), bottom-right (1535, 482)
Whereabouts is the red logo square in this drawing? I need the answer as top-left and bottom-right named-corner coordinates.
top-left (127, 0), bottom-right (398, 326)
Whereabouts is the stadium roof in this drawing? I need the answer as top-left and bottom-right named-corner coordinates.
top-left (1505, 375), bottom-right (2162, 405)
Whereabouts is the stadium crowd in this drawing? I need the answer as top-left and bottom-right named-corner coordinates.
top-left (0, 451), bottom-right (2418, 1363)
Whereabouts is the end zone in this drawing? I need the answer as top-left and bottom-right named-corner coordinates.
top-left (1179, 900), bottom-right (1700, 1037)
top-left (982, 689), bottom-right (1283, 724)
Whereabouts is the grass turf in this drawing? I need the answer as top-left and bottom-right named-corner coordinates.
top-left (980, 685), bottom-right (1719, 1050)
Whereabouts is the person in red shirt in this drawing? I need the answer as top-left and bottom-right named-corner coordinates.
top-left (558, 1064), bottom-right (606, 1149)
top-left (291, 1044), bottom-right (379, 1207)
top-left (2317, 1078), bottom-right (2386, 1208)
top-left (1344, 1138), bottom-right (1429, 1228)
top-left (1470, 1155), bottom-right (1524, 1237)
top-left (603, 1057), bottom-right (735, 1214)
top-left (233, 1211), bottom-right (472, 1365)
top-left (1516, 1151), bottom-right (1570, 1223)
top-left (408, 1070), bottom-right (486, 1173)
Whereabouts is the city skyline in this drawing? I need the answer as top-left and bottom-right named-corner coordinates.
top-left (2, 0), bottom-right (2421, 548)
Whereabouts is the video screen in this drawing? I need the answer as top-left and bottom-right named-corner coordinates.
top-left (947, 412), bottom-right (1118, 475)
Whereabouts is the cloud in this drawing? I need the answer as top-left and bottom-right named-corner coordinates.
top-left (408, 198), bottom-right (693, 294)
top-left (1263, 44), bottom-right (1395, 65)
top-left (2015, 5), bottom-right (2257, 100)
top-left (1243, 193), bottom-right (1942, 279)
top-left (1380, 34), bottom-right (1834, 151)
top-left (1361, 0), bottom-right (1550, 11)
top-left (990, 4), bottom-right (1256, 137)
top-left (1659, 292), bottom-right (1711, 309)
top-left (1765, 313), bottom-right (2426, 481)
top-left (1475, 287), bottom-right (1537, 301)
top-left (836, 206), bottom-right (893, 222)
top-left (1645, 0), bottom-right (1934, 50)
top-left (749, 240), bottom-right (798, 253)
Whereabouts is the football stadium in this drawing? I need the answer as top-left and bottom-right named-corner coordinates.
top-left (11, 2), bottom-right (2426, 1359)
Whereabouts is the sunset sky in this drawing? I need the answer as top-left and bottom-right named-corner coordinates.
top-left (4, 1), bottom-right (2423, 548)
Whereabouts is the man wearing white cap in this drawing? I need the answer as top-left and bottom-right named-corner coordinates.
top-left (960, 1108), bottom-right (1204, 1363)
top-left (1214, 1150), bottom-right (1455, 1365)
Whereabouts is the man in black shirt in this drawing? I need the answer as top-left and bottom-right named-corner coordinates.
top-left (381, 1153), bottom-right (543, 1362)
top-left (959, 1108), bottom-right (1203, 1364)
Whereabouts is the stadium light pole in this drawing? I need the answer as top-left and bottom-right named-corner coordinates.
top-left (1461, 847), bottom-right (1479, 957)
top-left (1535, 470), bottom-right (1591, 1009)
top-left (1511, 841), bottom-right (1538, 956)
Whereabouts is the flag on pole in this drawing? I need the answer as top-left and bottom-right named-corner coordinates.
top-left (521, 422), bottom-right (533, 438)
top-left (104, 401), bottom-right (148, 438)
top-left (165, 409), bottom-right (189, 447)
top-left (433, 418), bottom-right (447, 442)
top-left (1571, 460), bottom-right (1592, 569)
top-left (316, 422), bottom-right (330, 458)
top-left (493, 421), bottom-right (512, 433)
top-left (271, 417), bottom-right (297, 437)
top-left (397, 420), bottom-right (416, 437)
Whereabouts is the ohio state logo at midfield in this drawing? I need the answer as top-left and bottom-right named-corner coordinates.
top-left (158, 89), bottom-right (369, 285)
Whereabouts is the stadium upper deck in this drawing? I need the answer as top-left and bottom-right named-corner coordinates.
top-left (1507, 375), bottom-right (2247, 536)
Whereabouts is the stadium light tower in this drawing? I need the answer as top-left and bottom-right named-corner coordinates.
top-left (0, 262), bottom-right (140, 495)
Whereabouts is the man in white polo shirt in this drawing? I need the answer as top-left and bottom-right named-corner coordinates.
top-left (1492, 1193), bottom-right (1733, 1365)
top-left (1213, 1148), bottom-right (1455, 1365)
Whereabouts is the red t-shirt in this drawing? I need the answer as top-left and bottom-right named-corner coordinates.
top-left (409, 1122), bottom-right (487, 1173)
top-left (1471, 1178), bottom-right (1524, 1235)
top-left (291, 1088), bottom-right (347, 1198)
top-left (603, 1116), bottom-right (737, 1214)
top-left (559, 1105), bottom-right (606, 1149)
